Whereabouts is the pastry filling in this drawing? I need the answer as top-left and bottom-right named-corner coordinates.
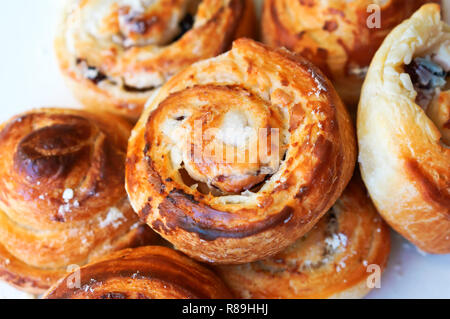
top-left (76, 58), bottom-right (157, 93)
top-left (76, 59), bottom-right (108, 85)
top-left (117, 0), bottom-right (200, 47)
top-left (171, 14), bottom-right (194, 42)
top-left (404, 57), bottom-right (448, 110)
top-left (123, 83), bottom-right (155, 92)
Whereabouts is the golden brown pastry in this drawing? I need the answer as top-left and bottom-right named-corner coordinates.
top-left (126, 38), bottom-right (356, 264)
top-left (55, 0), bottom-right (257, 120)
top-left (261, 0), bottom-right (440, 109)
top-left (44, 246), bottom-right (232, 299)
top-left (0, 108), bottom-right (156, 294)
top-left (358, 4), bottom-right (450, 254)
top-left (215, 175), bottom-right (391, 299)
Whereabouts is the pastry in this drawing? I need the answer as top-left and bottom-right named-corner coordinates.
top-left (215, 175), bottom-right (391, 299)
top-left (357, 4), bottom-right (450, 254)
top-left (261, 0), bottom-right (440, 109)
top-left (44, 246), bottom-right (232, 299)
top-left (55, 0), bottom-right (257, 120)
top-left (126, 38), bottom-right (356, 264)
top-left (0, 108), bottom-right (155, 294)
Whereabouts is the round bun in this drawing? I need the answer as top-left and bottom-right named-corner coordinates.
top-left (357, 4), bottom-right (450, 254)
top-left (126, 38), bottom-right (356, 264)
top-left (0, 108), bottom-right (156, 294)
top-left (55, 0), bottom-right (256, 120)
top-left (44, 246), bottom-right (232, 299)
top-left (215, 175), bottom-right (391, 299)
top-left (261, 0), bottom-right (438, 109)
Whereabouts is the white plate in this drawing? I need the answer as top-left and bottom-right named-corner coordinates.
top-left (0, 0), bottom-right (448, 299)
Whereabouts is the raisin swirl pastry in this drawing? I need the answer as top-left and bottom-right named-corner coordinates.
top-left (0, 108), bottom-right (156, 294)
top-left (55, 0), bottom-right (256, 120)
top-left (215, 175), bottom-right (391, 299)
top-left (262, 0), bottom-right (439, 109)
top-left (126, 39), bottom-right (356, 264)
top-left (44, 246), bottom-right (232, 299)
top-left (358, 4), bottom-right (450, 254)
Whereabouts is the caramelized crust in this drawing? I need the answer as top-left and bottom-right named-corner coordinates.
top-left (55, 0), bottom-right (256, 120)
top-left (0, 108), bottom-right (156, 294)
top-left (262, 0), bottom-right (439, 109)
top-left (358, 4), bottom-right (450, 253)
top-left (215, 175), bottom-right (391, 299)
top-left (44, 246), bottom-right (232, 299)
top-left (126, 39), bottom-right (356, 264)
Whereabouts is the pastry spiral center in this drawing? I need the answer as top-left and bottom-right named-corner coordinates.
top-left (148, 85), bottom-right (287, 194)
top-left (14, 123), bottom-right (93, 182)
top-left (117, 0), bottom-right (199, 46)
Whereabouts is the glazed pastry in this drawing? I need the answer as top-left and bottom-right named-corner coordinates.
top-left (126, 39), bottom-right (356, 264)
top-left (55, 0), bottom-right (256, 120)
top-left (262, 0), bottom-right (440, 109)
top-left (358, 4), bottom-right (450, 254)
top-left (215, 175), bottom-right (391, 299)
top-left (0, 108), bottom-right (156, 294)
top-left (44, 246), bottom-right (232, 299)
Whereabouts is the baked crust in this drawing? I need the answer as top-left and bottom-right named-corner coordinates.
top-left (357, 4), bottom-right (450, 254)
top-left (0, 108), bottom-right (156, 294)
top-left (126, 39), bottom-right (356, 264)
top-left (44, 246), bottom-right (232, 299)
top-left (261, 0), bottom-right (439, 109)
top-left (55, 0), bottom-right (256, 120)
top-left (215, 175), bottom-right (391, 299)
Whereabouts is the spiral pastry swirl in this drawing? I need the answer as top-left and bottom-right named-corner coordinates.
top-left (0, 108), bottom-right (155, 294)
top-left (44, 246), bottom-right (232, 299)
top-left (55, 0), bottom-right (256, 120)
top-left (215, 175), bottom-right (391, 299)
top-left (262, 0), bottom-right (439, 109)
top-left (126, 39), bottom-right (356, 264)
top-left (358, 4), bottom-right (450, 254)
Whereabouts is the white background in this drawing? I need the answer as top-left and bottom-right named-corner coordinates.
top-left (0, 0), bottom-right (449, 299)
